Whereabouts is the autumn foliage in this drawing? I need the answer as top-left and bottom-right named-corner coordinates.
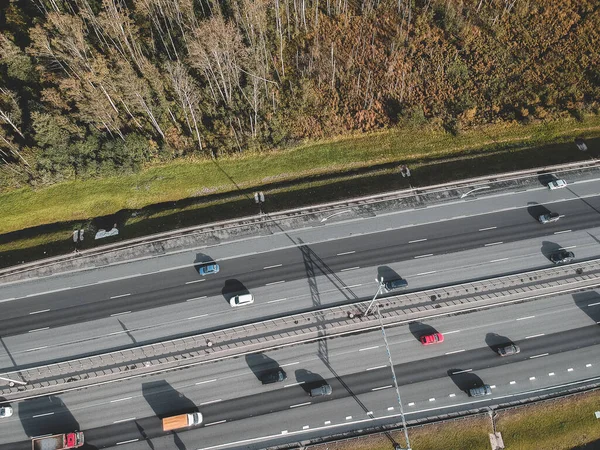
top-left (0, 0), bottom-right (598, 188)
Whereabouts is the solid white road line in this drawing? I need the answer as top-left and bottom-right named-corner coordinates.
top-left (281, 361), bottom-right (300, 367)
top-left (445, 349), bottom-right (465, 355)
top-left (185, 279), bottom-right (205, 284)
top-left (28, 328), bottom-right (49, 333)
top-left (408, 238), bottom-right (427, 243)
top-left (359, 346), bottom-right (379, 352)
top-left (372, 385), bottom-right (393, 391)
top-left (25, 346), bottom-right (48, 352)
top-left (479, 226), bottom-right (497, 231)
top-left (29, 309), bottom-right (50, 315)
top-left (525, 333), bottom-right (545, 339)
top-left (205, 420), bottom-right (226, 426)
top-left (366, 365), bottom-right (387, 371)
top-left (110, 293), bottom-right (131, 299)
top-left (187, 314), bottom-right (208, 320)
top-left (290, 402), bottom-right (311, 408)
top-left (336, 251), bottom-right (355, 256)
top-left (554, 230), bottom-right (572, 234)
top-left (263, 264), bottom-right (283, 269)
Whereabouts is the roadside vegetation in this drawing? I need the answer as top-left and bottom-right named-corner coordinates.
top-left (307, 390), bottom-right (600, 450)
top-left (1, 115), bottom-right (599, 268)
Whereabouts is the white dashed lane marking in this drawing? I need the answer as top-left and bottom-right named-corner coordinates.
top-left (29, 309), bottom-right (50, 315)
top-left (479, 226), bottom-right (497, 231)
top-left (110, 293), bottom-right (131, 299)
top-left (263, 264), bottom-right (283, 269)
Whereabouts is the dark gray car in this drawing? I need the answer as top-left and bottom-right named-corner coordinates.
top-left (382, 278), bottom-right (408, 292)
top-left (550, 250), bottom-right (575, 264)
top-left (309, 384), bottom-right (332, 397)
top-left (260, 368), bottom-right (286, 385)
top-left (468, 385), bottom-right (492, 397)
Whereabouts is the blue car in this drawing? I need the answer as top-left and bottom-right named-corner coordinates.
top-left (199, 263), bottom-right (220, 275)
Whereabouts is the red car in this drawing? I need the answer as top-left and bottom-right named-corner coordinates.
top-left (420, 332), bottom-right (444, 345)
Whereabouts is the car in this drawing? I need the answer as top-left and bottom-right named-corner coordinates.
top-left (229, 293), bottom-right (254, 307)
top-left (260, 368), bottom-right (287, 385)
top-left (469, 385), bottom-right (492, 397)
top-left (538, 212), bottom-right (560, 224)
top-left (548, 179), bottom-right (567, 190)
top-left (497, 344), bottom-right (520, 356)
top-left (0, 406), bottom-right (13, 418)
top-left (382, 278), bottom-right (408, 292)
top-left (550, 250), bottom-right (575, 264)
top-left (309, 384), bottom-right (332, 397)
top-left (419, 332), bottom-right (444, 345)
top-left (199, 263), bottom-right (220, 275)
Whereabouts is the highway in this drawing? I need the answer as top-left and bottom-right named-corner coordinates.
top-left (0, 289), bottom-right (599, 449)
top-left (1, 173), bottom-right (600, 448)
top-left (2, 180), bottom-right (600, 371)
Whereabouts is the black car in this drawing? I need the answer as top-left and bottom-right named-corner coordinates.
top-left (260, 368), bottom-right (286, 385)
top-left (382, 278), bottom-right (408, 292)
top-left (550, 250), bottom-right (575, 264)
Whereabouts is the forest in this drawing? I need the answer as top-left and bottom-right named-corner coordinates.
top-left (0, 0), bottom-right (598, 190)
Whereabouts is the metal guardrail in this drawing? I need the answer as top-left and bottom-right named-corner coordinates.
top-left (2, 258), bottom-right (600, 400)
top-left (2, 158), bottom-right (598, 282)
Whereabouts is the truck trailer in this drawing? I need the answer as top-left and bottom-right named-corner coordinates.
top-left (32, 432), bottom-right (84, 450)
top-left (162, 412), bottom-right (203, 431)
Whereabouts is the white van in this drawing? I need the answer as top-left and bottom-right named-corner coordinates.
top-left (229, 293), bottom-right (254, 307)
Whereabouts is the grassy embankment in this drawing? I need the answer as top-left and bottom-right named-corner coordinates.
top-left (1, 116), bottom-right (600, 267)
top-left (308, 389), bottom-right (600, 450)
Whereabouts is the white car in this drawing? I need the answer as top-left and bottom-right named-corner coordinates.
top-left (548, 179), bottom-right (567, 190)
top-left (229, 293), bottom-right (254, 307)
top-left (0, 406), bottom-right (13, 418)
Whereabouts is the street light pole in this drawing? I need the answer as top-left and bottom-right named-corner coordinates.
top-left (0, 375), bottom-right (27, 387)
top-left (364, 279), bottom-right (384, 316)
top-left (377, 305), bottom-right (411, 450)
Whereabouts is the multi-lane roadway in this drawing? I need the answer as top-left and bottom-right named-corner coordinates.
top-left (1, 173), bottom-right (600, 448)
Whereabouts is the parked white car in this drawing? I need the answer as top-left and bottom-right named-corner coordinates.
top-left (0, 406), bottom-right (13, 418)
top-left (548, 179), bottom-right (567, 190)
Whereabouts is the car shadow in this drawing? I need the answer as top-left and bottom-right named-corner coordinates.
top-left (526, 202), bottom-right (551, 222)
top-left (408, 321), bottom-right (438, 342)
top-left (541, 240), bottom-right (562, 262)
top-left (485, 332), bottom-right (514, 354)
top-left (295, 369), bottom-right (327, 394)
top-left (245, 353), bottom-right (280, 382)
top-left (573, 291), bottom-right (600, 325)
top-left (447, 369), bottom-right (484, 395)
top-left (537, 172), bottom-right (557, 187)
top-left (193, 253), bottom-right (214, 274)
top-left (141, 380), bottom-right (197, 419)
top-left (376, 266), bottom-right (401, 284)
top-left (221, 279), bottom-right (248, 304)
top-left (19, 396), bottom-right (80, 438)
